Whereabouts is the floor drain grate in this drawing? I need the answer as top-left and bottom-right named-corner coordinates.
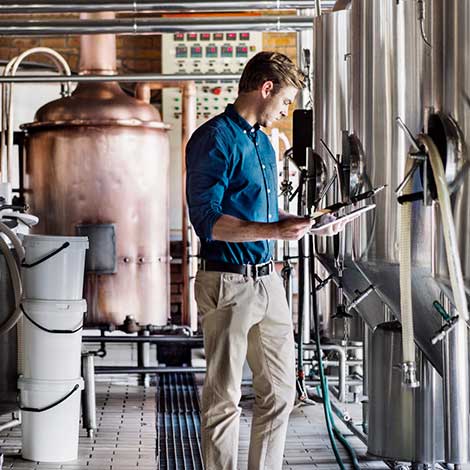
top-left (157, 372), bottom-right (204, 470)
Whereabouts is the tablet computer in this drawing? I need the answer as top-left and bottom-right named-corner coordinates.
top-left (310, 204), bottom-right (376, 234)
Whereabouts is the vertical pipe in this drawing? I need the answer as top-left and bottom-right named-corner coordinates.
top-left (442, 296), bottom-right (469, 464)
top-left (79, 12), bottom-right (117, 75)
top-left (181, 81), bottom-right (198, 332)
top-left (282, 155), bottom-right (293, 312)
top-left (81, 353), bottom-right (97, 438)
top-left (296, 8), bottom-right (315, 109)
top-left (137, 330), bottom-right (151, 387)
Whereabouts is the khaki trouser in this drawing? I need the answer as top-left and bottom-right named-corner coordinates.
top-left (195, 269), bottom-right (296, 470)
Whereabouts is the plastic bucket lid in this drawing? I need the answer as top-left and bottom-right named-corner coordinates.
top-left (22, 299), bottom-right (87, 316)
top-left (22, 234), bottom-right (89, 250)
top-left (18, 377), bottom-right (84, 393)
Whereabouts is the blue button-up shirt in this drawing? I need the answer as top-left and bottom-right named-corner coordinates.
top-left (186, 104), bottom-right (279, 265)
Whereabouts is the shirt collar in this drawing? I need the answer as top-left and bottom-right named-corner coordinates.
top-left (225, 103), bottom-right (260, 135)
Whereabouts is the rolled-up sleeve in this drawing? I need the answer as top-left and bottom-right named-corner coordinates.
top-left (186, 128), bottom-right (230, 242)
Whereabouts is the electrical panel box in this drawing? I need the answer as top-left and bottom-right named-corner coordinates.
top-left (161, 31), bottom-right (263, 235)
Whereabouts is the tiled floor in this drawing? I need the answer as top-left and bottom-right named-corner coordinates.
top-left (0, 341), bottom-right (390, 469)
top-left (0, 374), bottom-right (388, 470)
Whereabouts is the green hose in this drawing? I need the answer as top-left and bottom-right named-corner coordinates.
top-left (309, 234), bottom-right (361, 470)
top-left (323, 382), bottom-right (361, 470)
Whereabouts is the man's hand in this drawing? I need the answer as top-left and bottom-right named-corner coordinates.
top-left (275, 216), bottom-right (313, 240)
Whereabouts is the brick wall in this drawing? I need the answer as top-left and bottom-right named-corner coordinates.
top-left (0, 35), bottom-right (162, 73)
top-left (263, 32), bottom-right (297, 146)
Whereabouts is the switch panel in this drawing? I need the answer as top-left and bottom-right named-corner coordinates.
top-left (161, 31), bottom-right (263, 233)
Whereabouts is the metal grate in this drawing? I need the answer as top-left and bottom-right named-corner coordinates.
top-left (157, 373), bottom-right (204, 470)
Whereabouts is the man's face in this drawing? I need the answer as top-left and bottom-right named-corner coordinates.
top-left (257, 83), bottom-right (298, 128)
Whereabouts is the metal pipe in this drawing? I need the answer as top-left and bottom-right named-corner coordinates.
top-left (82, 335), bottom-right (204, 345)
top-left (0, 417), bottom-right (21, 433)
top-left (182, 81), bottom-right (198, 332)
top-left (81, 353), bottom-right (97, 438)
top-left (137, 330), bottom-right (151, 387)
top-left (305, 379), bottom-right (362, 387)
top-left (0, 73), bottom-right (240, 83)
top-left (95, 366), bottom-right (206, 374)
top-left (0, 0), bottom-right (336, 14)
top-left (315, 0), bottom-right (321, 16)
top-left (442, 297), bottom-right (469, 464)
top-left (0, 16), bottom-right (313, 36)
top-left (298, 342), bottom-right (349, 402)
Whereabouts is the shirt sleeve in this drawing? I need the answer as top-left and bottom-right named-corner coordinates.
top-left (185, 128), bottom-right (230, 242)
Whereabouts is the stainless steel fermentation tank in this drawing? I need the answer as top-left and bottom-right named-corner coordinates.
top-left (21, 15), bottom-right (171, 326)
top-left (312, 0), bottom-right (470, 464)
top-left (368, 322), bottom-right (444, 463)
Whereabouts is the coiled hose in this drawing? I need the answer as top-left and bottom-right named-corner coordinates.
top-left (0, 222), bottom-right (23, 335)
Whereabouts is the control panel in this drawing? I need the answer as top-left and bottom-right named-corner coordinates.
top-left (161, 32), bottom-right (263, 235)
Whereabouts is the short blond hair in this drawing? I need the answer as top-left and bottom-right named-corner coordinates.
top-left (238, 51), bottom-right (306, 95)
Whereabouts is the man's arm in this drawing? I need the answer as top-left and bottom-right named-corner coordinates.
top-left (212, 207), bottom-right (350, 242)
top-left (212, 214), bottom-right (313, 242)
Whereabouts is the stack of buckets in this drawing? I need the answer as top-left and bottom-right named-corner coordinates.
top-left (19, 234), bottom-right (89, 462)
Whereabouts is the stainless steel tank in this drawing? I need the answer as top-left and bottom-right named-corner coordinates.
top-left (312, 0), bottom-right (470, 464)
top-left (437, 1), bottom-right (470, 301)
top-left (21, 19), bottom-right (171, 326)
top-left (368, 321), bottom-right (444, 463)
top-left (313, 9), bottom-right (365, 342)
top-left (312, 0), bottom-right (445, 370)
top-left (0, 254), bottom-right (17, 414)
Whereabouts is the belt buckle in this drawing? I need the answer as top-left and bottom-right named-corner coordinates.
top-left (249, 263), bottom-right (258, 281)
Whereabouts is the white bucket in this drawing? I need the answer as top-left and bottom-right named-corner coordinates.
top-left (22, 299), bottom-right (86, 380)
top-left (19, 377), bottom-right (84, 462)
top-left (21, 235), bottom-right (89, 300)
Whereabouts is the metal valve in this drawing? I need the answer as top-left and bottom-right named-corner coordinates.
top-left (430, 300), bottom-right (460, 345)
top-left (346, 285), bottom-right (375, 313)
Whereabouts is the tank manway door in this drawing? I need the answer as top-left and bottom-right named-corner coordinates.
top-left (76, 224), bottom-right (117, 274)
top-left (396, 113), bottom-right (466, 206)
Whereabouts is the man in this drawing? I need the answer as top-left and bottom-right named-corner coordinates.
top-left (186, 51), bottom-right (339, 470)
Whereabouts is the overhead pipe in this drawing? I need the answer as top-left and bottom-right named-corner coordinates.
top-left (0, 73), bottom-right (239, 83)
top-left (0, 0), bottom-right (337, 14)
top-left (0, 16), bottom-right (313, 36)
